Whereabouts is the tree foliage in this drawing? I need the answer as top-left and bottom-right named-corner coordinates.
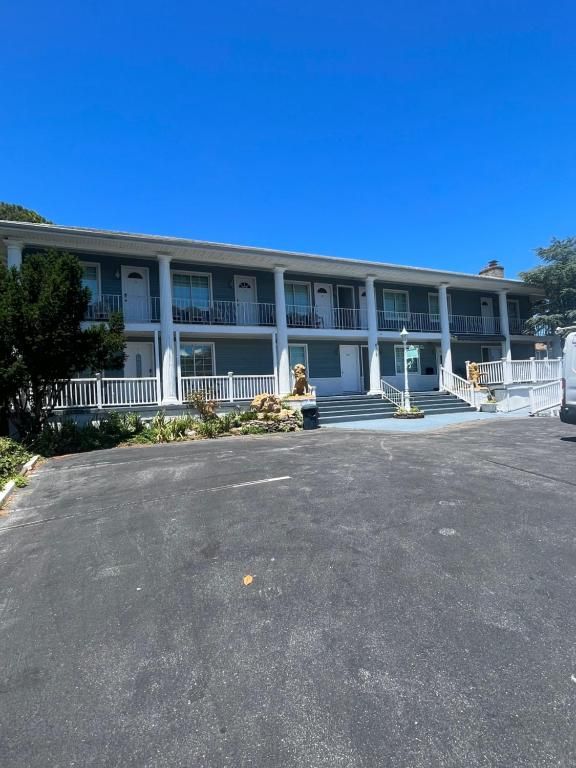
top-left (520, 237), bottom-right (576, 333)
top-left (0, 202), bottom-right (52, 224)
top-left (0, 250), bottom-right (125, 441)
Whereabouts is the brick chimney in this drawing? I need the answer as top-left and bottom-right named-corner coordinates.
top-left (479, 259), bottom-right (504, 278)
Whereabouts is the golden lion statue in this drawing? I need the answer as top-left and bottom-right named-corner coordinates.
top-left (467, 361), bottom-right (484, 390)
top-left (292, 363), bottom-right (311, 396)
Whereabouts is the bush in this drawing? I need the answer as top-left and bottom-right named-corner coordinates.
top-left (186, 391), bottom-right (218, 421)
top-left (0, 437), bottom-right (33, 484)
top-left (32, 412), bottom-right (147, 456)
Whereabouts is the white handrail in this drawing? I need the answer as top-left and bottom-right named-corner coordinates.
top-left (380, 378), bottom-right (404, 408)
top-left (440, 367), bottom-right (477, 408)
top-left (55, 377), bottom-right (159, 408)
top-left (180, 374), bottom-right (277, 402)
top-left (471, 358), bottom-right (562, 385)
top-left (529, 380), bottom-right (562, 415)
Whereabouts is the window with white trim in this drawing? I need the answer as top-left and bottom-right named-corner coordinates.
top-left (428, 292), bottom-right (452, 316)
top-left (285, 282), bottom-right (311, 309)
top-left (394, 344), bottom-right (420, 374)
top-left (288, 344), bottom-right (308, 370)
top-left (383, 290), bottom-right (409, 315)
top-left (173, 273), bottom-right (211, 308)
top-left (81, 263), bottom-right (100, 299)
top-left (180, 342), bottom-right (215, 376)
top-left (507, 299), bottom-right (520, 319)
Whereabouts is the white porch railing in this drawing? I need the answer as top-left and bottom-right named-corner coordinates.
top-left (529, 380), bottom-right (562, 415)
top-left (440, 367), bottom-right (477, 408)
top-left (378, 311), bottom-right (440, 332)
top-left (380, 378), bottom-right (404, 408)
top-left (172, 299), bottom-right (275, 326)
top-left (449, 315), bottom-right (502, 335)
top-left (55, 377), bottom-right (159, 408)
top-left (180, 374), bottom-right (278, 402)
top-left (469, 358), bottom-right (562, 385)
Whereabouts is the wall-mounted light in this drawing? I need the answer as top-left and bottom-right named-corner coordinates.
top-left (114, 268), bottom-right (121, 279)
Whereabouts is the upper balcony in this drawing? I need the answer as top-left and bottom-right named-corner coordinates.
top-left (85, 295), bottom-right (276, 326)
top-left (84, 295), bottom-right (544, 337)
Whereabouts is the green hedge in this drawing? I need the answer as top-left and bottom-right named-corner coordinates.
top-left (0, 438), bottom-right (33, 485)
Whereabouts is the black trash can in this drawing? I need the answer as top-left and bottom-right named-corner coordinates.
top-left (302, 406), bottom-right (319, 430)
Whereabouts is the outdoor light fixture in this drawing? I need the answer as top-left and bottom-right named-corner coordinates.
top-left (400, 325), bottom-right (411, 409)
top-left (114, 268), bottom-right (121, 279)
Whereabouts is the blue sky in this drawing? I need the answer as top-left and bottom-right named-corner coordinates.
top-left (2, 1), bottom-right (575, 277)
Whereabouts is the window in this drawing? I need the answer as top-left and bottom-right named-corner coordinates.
top-left (81, 263), bottom-right (100, 299)
top-left (507, 299), bottom-right (520, 319)
top-left (428, 292), bottom-right (452, 316)
top-left (337, 285), bottom-right (355, 309)
top-left (394, 344), bottom-right (420, 375)
top-left (288, 344), bottom-right (308, 370)
top-left (180, 342), bottom-right (215, 376)
top-left (481, 345), bottom-right (502, 363)
top-left (172, 273), bottom-right (211, 308)
top-left (383, 291), bottom-right (409, 315)
top-left (285, 282), bottom-right (311, 309)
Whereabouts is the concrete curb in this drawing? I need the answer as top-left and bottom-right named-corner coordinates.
top-left (0, 455), bottom-right (40, 508)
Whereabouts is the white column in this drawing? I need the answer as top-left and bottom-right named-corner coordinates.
top-left (498, 291), bottom-right (512, 361)
top-left (274, 267), bottom-right (291, 395)
top-left (271, 331), bottom-right (279, 394)
top-left (365, 276), bottom-right (381, 394)
top-left (438, 283), bottom-right (452, 373)
top-left (158, 254), bottom-right (179, 404)
top-left (5, 240), bottom-right (23, 269)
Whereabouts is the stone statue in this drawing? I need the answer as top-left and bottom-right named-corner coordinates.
top-left (467, 362), bottom-right (484, 390)
top-left (292, 363), bottom-right (311, 396)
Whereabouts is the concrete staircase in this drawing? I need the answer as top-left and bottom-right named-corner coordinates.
top-left (317, 391), bottom-right (476, 425)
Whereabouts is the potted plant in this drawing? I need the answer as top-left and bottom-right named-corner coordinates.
top-left (480, 395), bottom-right (498, 413)
top-left (393, 406), bottom-right (425, 419)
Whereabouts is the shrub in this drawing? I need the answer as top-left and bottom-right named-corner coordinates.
top-left (186, 391), bottom-right (218, 421)
top-left (0, 437), bottom-right (33, 484)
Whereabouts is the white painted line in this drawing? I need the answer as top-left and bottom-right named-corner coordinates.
top-left (202, 476), bottom-right (291, 493)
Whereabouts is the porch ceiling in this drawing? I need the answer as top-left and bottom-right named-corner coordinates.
top-left (1, 220), bottom-right (539, 295)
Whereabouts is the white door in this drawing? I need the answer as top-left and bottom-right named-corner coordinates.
top-left (359, 288), bottom-right (368, 328)
top-left (339, 345), bottom-right (361, 392)
top-left (122, 267), bottom-right (150, 321)
top-left (234, 276), bottom-right (258, 324)
top-left (314, 283), bottom-right (333, 328)
top-left (480, 296), bottom-right (495, 333)
top-left (124, 342), bottom-right (154, 378)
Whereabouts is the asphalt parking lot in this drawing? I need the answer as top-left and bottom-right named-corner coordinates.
top-left (1, 419), bottom-right (576, 768)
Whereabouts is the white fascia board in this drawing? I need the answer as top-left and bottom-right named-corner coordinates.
top-left (0, 220), bottom-right (538, 295)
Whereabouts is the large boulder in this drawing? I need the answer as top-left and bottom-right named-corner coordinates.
top-left (250, 393), bottom-right (283, 414)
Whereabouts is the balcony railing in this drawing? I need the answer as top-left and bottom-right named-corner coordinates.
top-left (85, 296), bottom-right (551, 338)
top-left (172, 299), bottom-right (275, 326)
top-left (378, 311), bottom-right (441, 332)
top-left (286, 305), bottom-right (368, 329)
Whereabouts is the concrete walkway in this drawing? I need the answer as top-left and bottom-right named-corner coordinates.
top-left (322, 407), bottom-right (533, 432)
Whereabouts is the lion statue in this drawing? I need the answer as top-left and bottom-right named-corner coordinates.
top-left (467, 361), bottom-right (484, 390)
top-left (292, 363), bottom-right (311, 396)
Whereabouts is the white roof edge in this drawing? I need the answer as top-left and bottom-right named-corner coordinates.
top-left (0, 220), bottom-right (532, 291)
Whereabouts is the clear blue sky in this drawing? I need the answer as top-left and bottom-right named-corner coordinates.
top-left (3, 1), bottom-right (575, 277)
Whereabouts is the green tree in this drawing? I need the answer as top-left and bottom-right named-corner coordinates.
top-left (0, 250), bottom-right (125, 442)
top-left (0, 202), bottom-right (52, 224)
top-left (520, 236), bottom-right (576, 334)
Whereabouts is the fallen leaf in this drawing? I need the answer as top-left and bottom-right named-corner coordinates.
top-left (243, 575), bottom-right (253, 586)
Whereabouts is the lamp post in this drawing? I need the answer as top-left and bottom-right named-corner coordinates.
top-left (400, 326), bottom-right (411, 410)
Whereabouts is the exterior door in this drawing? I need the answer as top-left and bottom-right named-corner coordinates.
top-left (339, 345), bottom-right (361, 392)
top-left (122, 267), bottom-right (150, 321)
top-left (314, 283), bottom-right (333, 328)
top-left (124, 342), bottom-right (154, 378)
top-left (234, 276), bottom-right (258, 324)
top-left (480, 296), bottom-right (495, 334)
